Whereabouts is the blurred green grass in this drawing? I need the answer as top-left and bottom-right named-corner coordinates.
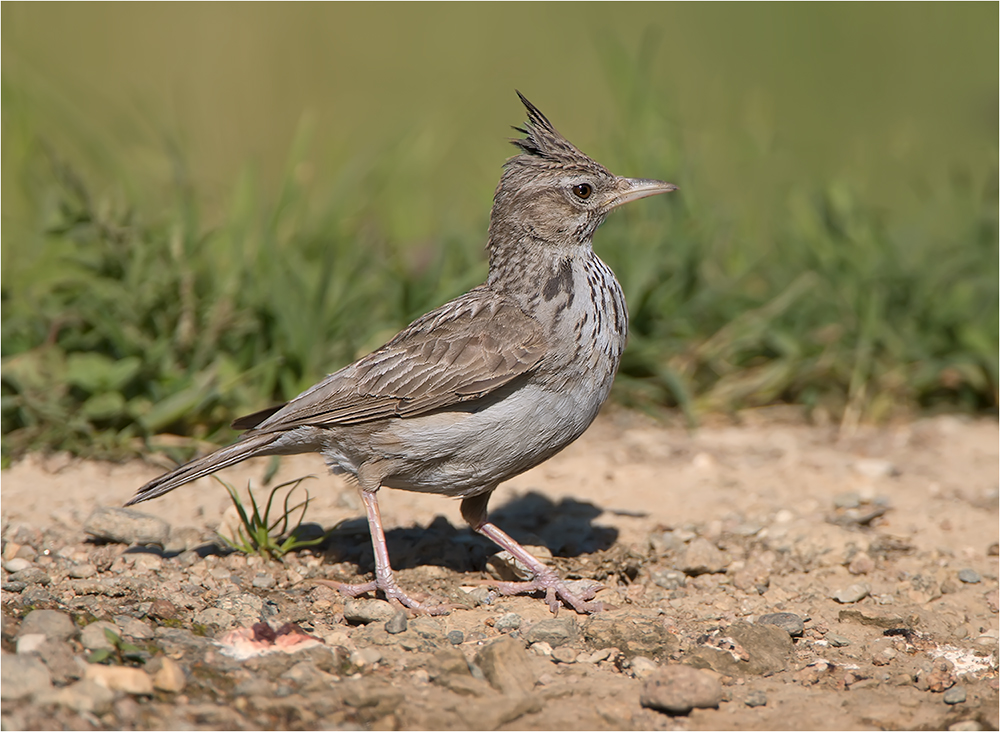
top-left (2, 5), bottom-right (997, 461)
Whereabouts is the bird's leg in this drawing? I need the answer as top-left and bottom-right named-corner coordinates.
top-left (461, 493), bottom-right (605, 615)
top-left (319, 489), bottom-right (450, 616)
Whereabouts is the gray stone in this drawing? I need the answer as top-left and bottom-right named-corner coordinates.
top-left (35, 679), bottom-right (115, 715)
top-left (84, 506), bottom-right (170, 546)
top-left (252, 572), bottom-right (276, 589)
top-left (409, 616), bottom-right (445, 640)
top-left (475, 637), bottom-right (536, 696)
top-left (833, 583), bottom-right (871, 603)
top-left (640, 665), bottom-right (722, 715)
top-left (957, 569), bottom-right (981, 584)
top-left (84, 663), bottom-right (154, 695)
top-left (757, 612), bottom-right (804, 637)
top-left (4, 558), bottom-right (33, 572)
top-left (833, 492), bottom-right (861, 509)
top-left (1, 654), bottom-right (52, 700)
top-left (164, 526), bottom-right (205, 554)
top-left (192, 607), bottom-right (236, 629)
top-left (115, 616), bottom-right (154, 640)
top-left (651, 569), bottom-right (687, 590)
top-left (385, 610), bottom-right (408, 634)
top-left (16, 634), bottom-right (48, 654)
top-left (35, 640), bottom-right (85, 685)
top-left (80, 620), bottom-right (121, 651)
top-left (495, 613), bottom-right (523, 633)
top-left (948, 722), bottom-right (983, 731)
top-left (68, 563), bottom-right (97, 579)
top-left (678, 538), bottom-right (728, 576)
top-left (524, 616), bottom-right (577, 648)
top-left (350, 647), bottom-right (383, 667)
top-left (943, 685), bottom-right (967, 705)
top-left (584, 611), bottom-right (679, 660)
top-left (427, 648), bottom-right (471, 678)
top-left (344, 598), bottom-right (396, 624)
top-left (462, 586), bottom-right (496, 606)
top-left (745, 689), bottom-right (767, 707)
top-left (19, 609), bottom-right (77, 642)
top-left (853, 458), bottom-right (898, 478)
top-left (688, 622), bottom-right (794, 676)
top-left (826, 633), bottom-right (851, 647)
top-left (628, 655), bottom-right (658, 679)
top-left (552, 646), bottom-right (578, 664)
top-left (9, 567), bottom-right (51, 585)
top-left (447, 630), bottom-right (464, 645)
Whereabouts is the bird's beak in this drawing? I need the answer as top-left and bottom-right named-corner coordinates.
top-left (610, 178), bottom-right (678, 209)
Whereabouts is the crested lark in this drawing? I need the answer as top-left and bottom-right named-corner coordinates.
top-left (129, 92), bottom-right (676, 615)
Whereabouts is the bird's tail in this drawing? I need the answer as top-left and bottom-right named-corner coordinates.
top-left (127, 433), bottom-right (280, 506)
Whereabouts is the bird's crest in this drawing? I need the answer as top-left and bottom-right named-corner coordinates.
top-left (509, 91), bottom-right (608, 174)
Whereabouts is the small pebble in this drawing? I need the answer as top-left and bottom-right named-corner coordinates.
top-left (848, 552), bottom-right (875, 575)
top-left (524, 616), bottom-right (577, 648)
top-left (462, 586), bottom-right (495, 606)
top-left (4, 558), bottom-right (33, 573)
top-left (651, 569), bottom-right (687, 590)
top-left (757, 612), bottom-right (804, 637)
top-left (85, 664), bottom-right (154, 695)
top-left (530, 641), bottom-right (554, 657)
top-left (83, 506), bottom-right (170, 546)
top-left (834, 492), bottom-right (861, 509)
top-left (18, 609), bottom-right (76, 642)
top-left (943, 685), bottom-right (967, 705)
top-left (629, 656), bottom-right (658, 680)
top-left (957, 569), bottom-right (981, 584)
top-left (16, 633), bottom-right (48, 654)
top-left (833, 583), bottom-right (870, 603)
top-left (551, 646), bottom-right (578, 664)
top-left (384, 610), bottom-right (408, 635)
top-left (69, 563), bottom-right (97, 579)
top-left (350, 647), bottom-right (382, 667)
top-left (10, 567), bottom-right (51, 586)
top-left (252, 573), bottom-right (276, 589)
top-left (343, 598), bottom-right (396, 624)
top-left (640, 664), bottom-right (723, 715)
top-left (744, 689), bottom-right (767, 707)
top-left (949, 721), bottom-right (984, 731)
top-left (495, 613), bottom-right (522, 633)
top-left (827, 633), bottom-right (852, 647)
top-left (81, 621), bottom-right (121, 651)
top-left (152, 657), bottom-right (187, 693)
top-left (447, 630), bottom-right (464, 645)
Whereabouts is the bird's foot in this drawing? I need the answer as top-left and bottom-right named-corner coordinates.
top-left (492, 567), bottom-right (606, 614)
top-left (313, 578), bottom-right (452, 616)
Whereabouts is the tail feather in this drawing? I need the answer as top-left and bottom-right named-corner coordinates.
top-left (127, 433), bottom-right (280, 505)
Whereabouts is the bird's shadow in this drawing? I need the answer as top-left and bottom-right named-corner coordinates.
top-left (319, 490), bottom-right (619, 575)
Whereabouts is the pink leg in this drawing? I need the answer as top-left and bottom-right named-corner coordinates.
top-left (461, 493), bottom-right (605, 615)
top-left (318, 490), bottom-right (450, 616)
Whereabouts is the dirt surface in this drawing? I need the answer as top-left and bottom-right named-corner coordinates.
top-left (2, 409), bottom-right (998, 730)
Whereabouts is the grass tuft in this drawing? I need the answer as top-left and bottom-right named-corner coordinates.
top-left (217, 477), bottom-right (328, 560)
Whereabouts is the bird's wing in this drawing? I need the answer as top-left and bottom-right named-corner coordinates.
top-left (235, 287), bottom-right (549, 432)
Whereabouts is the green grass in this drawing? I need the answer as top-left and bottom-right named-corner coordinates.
top-left (2, 71), bottom-right (997, 461)
top-left (217, 477), bottom-right (328, 560)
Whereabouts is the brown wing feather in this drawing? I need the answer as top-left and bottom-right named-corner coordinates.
top-left (238, 287), bottom-right (548, 432)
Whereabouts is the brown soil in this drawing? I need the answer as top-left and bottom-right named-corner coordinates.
top-left (2, 408), bottom-right (998, 730)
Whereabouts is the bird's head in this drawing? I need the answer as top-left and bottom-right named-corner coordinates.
top-left (488, 92), bottom-right (676, 256)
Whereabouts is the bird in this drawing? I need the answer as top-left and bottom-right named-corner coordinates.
top-left (128, 92), bottom-right (676, 615)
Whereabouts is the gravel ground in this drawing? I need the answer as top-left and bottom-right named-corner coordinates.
top-left (1, 410), bottom-right (997, 730)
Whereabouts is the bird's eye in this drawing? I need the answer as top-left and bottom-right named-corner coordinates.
top-left (572, 183), bottom-right (592, 200)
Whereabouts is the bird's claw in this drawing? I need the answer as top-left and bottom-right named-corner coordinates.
top-left (493, 571), bottom-right (605, 614)
top-left (313, 578), bottom-right (452, 616)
